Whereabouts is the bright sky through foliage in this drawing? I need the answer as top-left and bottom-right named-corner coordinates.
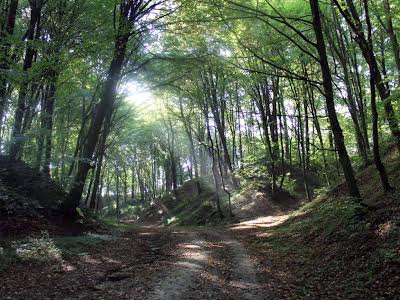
top-left (124, 81), bottom-right (157, 112)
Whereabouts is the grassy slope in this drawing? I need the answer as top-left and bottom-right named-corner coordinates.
top-left (140, 178), bottom-right (231, 226)
top-left (0, 218), bottom-right (136, 271)
top-left (235, 149), bottom-right (400, 298)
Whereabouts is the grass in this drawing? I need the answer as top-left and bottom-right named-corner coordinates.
top-left (0, 216), bottom-right (138, 271)
top-left (99, 217), bottom-right (138, 234)
top-left (0, 232), bottom-right (109, 270)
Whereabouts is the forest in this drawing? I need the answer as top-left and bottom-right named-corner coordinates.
top-left (0, 0), bottom-right (399, 299)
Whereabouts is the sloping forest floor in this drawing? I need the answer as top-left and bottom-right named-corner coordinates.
top-left (0, 151), bottom-right (399, 299)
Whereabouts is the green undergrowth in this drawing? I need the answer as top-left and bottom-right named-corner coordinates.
top-left (98, 217), bottom-right (138, 234)
top-left (98, 202), bottom-right (146, 221)
top-left (278, 197), bottom-right (368, 239)
top-left (0, 217), bottom-right (137, 271)
top-left (0, 232), bottom-right (113, 271)
top-left (261, 149), bottom-right (400, 252)
top-left (251, 150), bottom-right (400, 297)
top-left (163, 190), bottom-right (218, 226)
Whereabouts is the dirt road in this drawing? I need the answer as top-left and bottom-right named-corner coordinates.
top-left (0, 218), bottom-right (287, 299)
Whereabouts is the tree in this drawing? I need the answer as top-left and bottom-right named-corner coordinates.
top-left (309, 0), bottom-right (361, 199)
top-left (65, 0), bottom-right (164, 216)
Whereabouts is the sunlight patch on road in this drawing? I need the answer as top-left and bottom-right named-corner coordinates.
top-left (61, 262), bottom-right (76, 272)
top-left (181, 244), bottom-right (201, 249)
top-left (230, 280), bottom-right (260, 289)
top-left (139, 232), bottom-right (155, 236)
top-left (146, 233), bottom-right (208, 300)
top-left (230, 215), bottom-right (289, 230)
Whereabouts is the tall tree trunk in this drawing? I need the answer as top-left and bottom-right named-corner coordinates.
top-left (96, 173), bottom-right (104, 212)
top-left (203, 70), bottom-right (234, 174)
top-left (88, 114), bottom-right (112, 211)
top-left (116, 168), bottom-right (120, 220)
top-left (42, 78), bottom-right (57, 176)
top-left (167, 118), bottom-right (178, 190)
top-left (9, 0), bottom-right (41, 160)
top-left (310, 0), bottom-right (361, 199)
top-left (0, 0), bottom-right (18, 130)
top-left (309, 85), bottom-right (330, 185)
top-left (84, 167), bottom-right (95, 207)
top-left (329, 8), bottom-right (369, 165)
top-left (65, 5), bottom-right (131, 215)
top-left (89, 154), bottom-right (103, 210)
top-left (123, 164), bottom-right (128, 203)
top-left (351, 49), bottom-right (370, 152)
top-left (253, 86), bottom-right (277, 199)
top-left (364, 0), bottom-right (393, 193)
top-left (205, 105), bottom-right (224, 219)
top-left (35, 88), bottom-right (47, 171)
top-left (179, 98), bottom-right (198, 178)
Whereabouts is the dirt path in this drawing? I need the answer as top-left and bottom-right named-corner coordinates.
top-left (145, 227), bottom-right (264, 299)
top-left (1, 222), bottom-right (278, 299)
top-left (146, 230), bottom-right (208, 300)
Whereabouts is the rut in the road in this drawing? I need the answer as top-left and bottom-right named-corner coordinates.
top-left (146, 228), bottom-right (264, 300)
top-left (227, 238), bottom-right (262, 299)
top-left (209, 230), bottom-right (264, 300)
top-left (146, 230), bottom-right (208, 300)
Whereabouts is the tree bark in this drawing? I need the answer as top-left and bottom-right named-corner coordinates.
top-left (364, 0), bottom-right (393, 192)
top-left (42, 78), bottom-right (57, 176)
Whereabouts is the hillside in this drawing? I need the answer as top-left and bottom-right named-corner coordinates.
top-left (0, 157), bottom-right (101, 239)
top-left (229, 149), bottom-right (400, 298)
top-left (0, 156), bottom-right (66, 238)
top-left (138, 172), bottom-right (301, 225)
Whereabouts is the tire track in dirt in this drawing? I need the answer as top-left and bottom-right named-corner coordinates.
top-left (146, 230), bottom-right (209, 300)
top-left (208, 229), bottom-right (265, 300)
top-left (146, 227), bottom-right (266, 299)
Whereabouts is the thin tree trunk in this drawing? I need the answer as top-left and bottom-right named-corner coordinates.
top-left (364, 0), bottom-right (393, 193)
top-left (116, 168), bottom-right (120, 220)
top-left (334, 0), bottom-right (400, 152)
top-left (89, 155), bottom-right (103, 210)
top-left (9, 0), bottom-right (41, 160)
top-left (383, 0), bottom-right (400, 84)
top-left (42, 78), bottom-right (57, 176)
top-left (0, 0), bottom-right (18, 129)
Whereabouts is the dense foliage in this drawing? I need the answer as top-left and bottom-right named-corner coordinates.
top-left (0, 0), bottom-right (399, 217)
